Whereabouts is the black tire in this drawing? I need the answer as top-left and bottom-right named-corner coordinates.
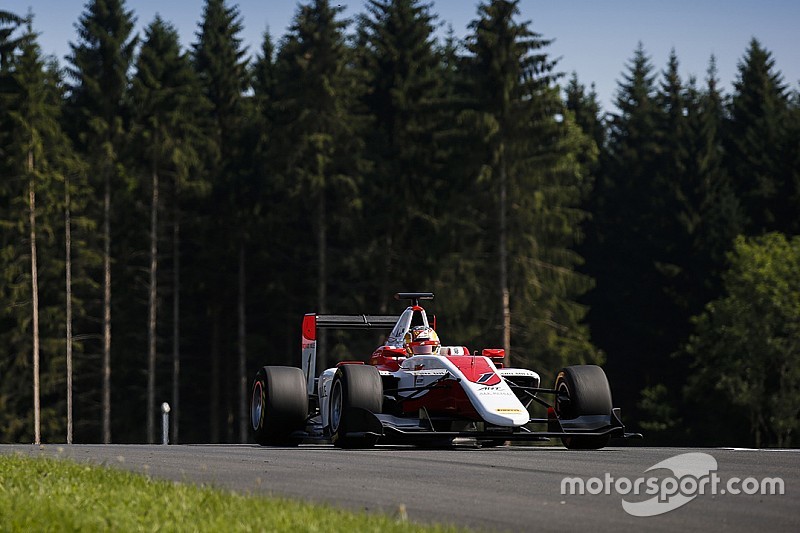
top-left (554, 365), bottom-right (613, 450)
top-left (251, 366), bottom-right (308, 446)
top-left (329, 365), bottom-right (383, 449)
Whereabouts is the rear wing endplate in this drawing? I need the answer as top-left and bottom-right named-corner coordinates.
top-left (301, 313), bottom-right (399, 394)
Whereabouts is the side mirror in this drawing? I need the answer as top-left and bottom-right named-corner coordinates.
top-left (482, 348), bottom-right (505, 358)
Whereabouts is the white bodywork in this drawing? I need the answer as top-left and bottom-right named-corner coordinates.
top-left (317, 357), bottom-right (539, 430)
top-left (317, 367), bottom-right (338, 429)
top-left (397, 355), bottom-right (532, 426)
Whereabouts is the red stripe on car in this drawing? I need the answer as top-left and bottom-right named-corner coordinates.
top-left (445, 356), bottom-right (502, 386)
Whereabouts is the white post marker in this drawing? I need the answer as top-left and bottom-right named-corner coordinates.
top-left (161, 402), bottom-right (171, 445)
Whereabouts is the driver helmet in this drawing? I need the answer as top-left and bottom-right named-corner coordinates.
top-left (404, 326), bottom-right (440, 356)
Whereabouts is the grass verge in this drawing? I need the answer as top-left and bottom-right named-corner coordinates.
top-left (0, 454), bottom-right (463, 532)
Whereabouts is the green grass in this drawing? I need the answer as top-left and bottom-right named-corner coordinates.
top-left (0, 454), bottom-right (464, 532)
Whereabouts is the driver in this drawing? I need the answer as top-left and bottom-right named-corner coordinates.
top-left (404, 326), bottom-right (441, 356)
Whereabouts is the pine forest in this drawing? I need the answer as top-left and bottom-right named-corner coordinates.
top-left (1, 1), bottom-right (798, 447)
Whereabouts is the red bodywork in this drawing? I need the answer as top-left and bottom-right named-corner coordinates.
top-left (369, 346), bottom-right (406, 371)
top-left (368, 348), bottom-right (491, 419)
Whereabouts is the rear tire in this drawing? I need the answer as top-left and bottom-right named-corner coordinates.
top-left (251, 366), bottom-right (308, 446)
top-left (329, 365), bottom-right (383, 449)
top-left (554, 365), bottom-right (613, 450)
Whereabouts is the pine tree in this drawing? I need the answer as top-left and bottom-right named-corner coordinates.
top-left (429, 26), bottom-right (491, 340)
top-left (684, 58), bottom-right (744, 305)
top-left (0, 17), bottom-right (78, 443)
top-left (0, 10), bottom-right (23, 70)
top-left (631, 51), bottom-right (705, 439)
top-left (564, 72), bottom-right (603, 205)
top-left (565, 72), bottom-right (605, 154)
top-left (726, 39), bottom-right (791, 234)
top-left (132, 15), bottom-right (206, 444)
top-left (652, 50), bottom-right (695, 321)
top-left (272, 0), bottom-right (361, 370)
top-left (460, 0), bottom-right (597, 370)
top-left (783, 87), bottom-right (800, 235)
top-left (584, 43), bottom-right (662, 417)
top-left (354, 0), bottom-right (444, 306)
top-left (251, 30), bottom-right (276, 155)
top-left (192, 0), bottom-right (249, 442)
top-left (249, 29), bottom-right (305, 367)
top-left (65, 0), bottom-right (136, 444)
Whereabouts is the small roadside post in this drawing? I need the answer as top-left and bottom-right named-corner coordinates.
top-left (161, 402), bottom-right (171, 445)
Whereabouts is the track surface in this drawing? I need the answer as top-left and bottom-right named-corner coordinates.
top-left (2, 444), bottom-right (798, 532)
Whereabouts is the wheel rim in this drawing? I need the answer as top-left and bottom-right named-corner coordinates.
top-left (330, 379), bottom-right (343, 433)
top-left (555, 380), bottom-right (570, 417)
top-left (556, 380), bottom-right (573, 446)
top-left (251, 381), bottom-right (263, 431)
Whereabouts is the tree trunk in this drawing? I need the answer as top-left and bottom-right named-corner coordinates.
top-left (65, 171), bottom-right (73, 444)
top-left (498, 153), bottom-right (512, 365)
top-left (102, 171), bottom-right (112, 444)
top-left (172, 181), bottom-right (180, 444)
top-left (317, 186), bottom-right (327, 371)
top-left (238, 243), bottom-right (247, 443)
top-left (28, 150), bottom-right (41, 445)
top-left (378, 234), bottom-right (393, 316)
top-left (210, 314), bottom-right (220, 443)
top-left (147, 163), bottom-right (159, 443)
top-left (226, 367), bottom-right (234, 443)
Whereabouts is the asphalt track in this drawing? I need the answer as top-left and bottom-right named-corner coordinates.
top-left (2, 444), bottom-right (798, 532)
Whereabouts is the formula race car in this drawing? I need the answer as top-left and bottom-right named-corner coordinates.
top-left (250, 292), bottom-right (640, 449)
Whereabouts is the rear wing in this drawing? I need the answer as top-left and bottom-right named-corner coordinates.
top-left (301, 313), bottom-right (399, 394)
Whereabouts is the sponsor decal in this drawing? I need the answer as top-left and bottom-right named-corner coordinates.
top-left (477, 385), bottom-right (514, 396)
top-left (477, 372), bottom-right (497, 384)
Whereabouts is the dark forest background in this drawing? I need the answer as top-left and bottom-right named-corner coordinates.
top-left (1, 0), bottom-right (798, 447)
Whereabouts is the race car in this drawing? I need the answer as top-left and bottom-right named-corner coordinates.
top-left (250, 292), bottom-right (641, 449)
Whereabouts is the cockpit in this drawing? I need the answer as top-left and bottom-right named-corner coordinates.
top-left (386, 306), bottom-right (431, 347)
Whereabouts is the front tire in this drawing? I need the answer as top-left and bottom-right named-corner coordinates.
top-left (329, 365), bottom-right (383, 449)
top-left (554, 365), bottom-right (613, 450)
top-left (251, 366), bottom-right (308, 446)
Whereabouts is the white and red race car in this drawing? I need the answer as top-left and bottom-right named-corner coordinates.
top-left (250, 293), bottom-right (640, 449)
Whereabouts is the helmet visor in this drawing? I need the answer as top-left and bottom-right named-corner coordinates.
top-left (411, 343), bottom-right (438, 355)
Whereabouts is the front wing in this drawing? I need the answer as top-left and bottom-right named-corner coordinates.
top-left (295, 407), bottom-right (642, 445)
